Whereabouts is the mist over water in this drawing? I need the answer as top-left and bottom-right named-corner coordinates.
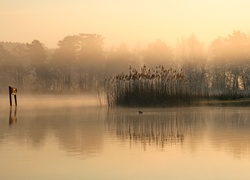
top-left (0, 94), bottom-right (101, 110)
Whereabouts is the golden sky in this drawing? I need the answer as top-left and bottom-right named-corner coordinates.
top-left (1, 0), bottom-right (250, 48)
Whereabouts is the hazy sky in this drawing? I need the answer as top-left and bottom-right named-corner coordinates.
top-left (1, 0), bottom-right (250, 48)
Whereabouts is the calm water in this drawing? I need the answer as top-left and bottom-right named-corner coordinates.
top-left (1, 96), bottom-right (250, 179)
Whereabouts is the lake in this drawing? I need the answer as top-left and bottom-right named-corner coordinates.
top-left (1, 95), bottom-right (250, 179)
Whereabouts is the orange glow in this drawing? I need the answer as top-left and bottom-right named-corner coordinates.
top-left (1, 0), bottom-right (250, 48)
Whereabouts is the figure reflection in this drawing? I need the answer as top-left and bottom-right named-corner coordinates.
top-left (9, 106), bottom-right (17, 126)
top-left (106, 108), bottom-right (206, 150)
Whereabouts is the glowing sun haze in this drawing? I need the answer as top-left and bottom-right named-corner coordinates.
top-left (1, 0), bottom-right (250, 48)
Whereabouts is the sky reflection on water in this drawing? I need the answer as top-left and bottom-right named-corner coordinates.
top-left (1, 103), bottom-right (250, 179)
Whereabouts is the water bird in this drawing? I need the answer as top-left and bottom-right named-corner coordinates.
top-left (139, 111), bottom-right (143, 114)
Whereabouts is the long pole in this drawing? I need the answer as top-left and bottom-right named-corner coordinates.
top-left (9, 86), bottom-right (12, 106)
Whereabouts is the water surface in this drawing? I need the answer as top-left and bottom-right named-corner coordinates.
top-left (1, 97), bottom-right (250, 179)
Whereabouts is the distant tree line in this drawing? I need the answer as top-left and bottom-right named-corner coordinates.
top-left (1, 31), bottom-right (250, 98)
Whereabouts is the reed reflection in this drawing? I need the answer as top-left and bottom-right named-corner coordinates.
top-left (106, 108), bottom-right (206, 150)
top-left (9, 106), bottom-right (17, 126)
top-left (210, 108), bottom-right (250, 158)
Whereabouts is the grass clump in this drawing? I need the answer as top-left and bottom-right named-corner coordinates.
top-left (105, 65), bottom-right (197, 107)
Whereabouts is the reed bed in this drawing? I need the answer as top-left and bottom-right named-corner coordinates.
top-left (105, 65), bottom-right (200, 107)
